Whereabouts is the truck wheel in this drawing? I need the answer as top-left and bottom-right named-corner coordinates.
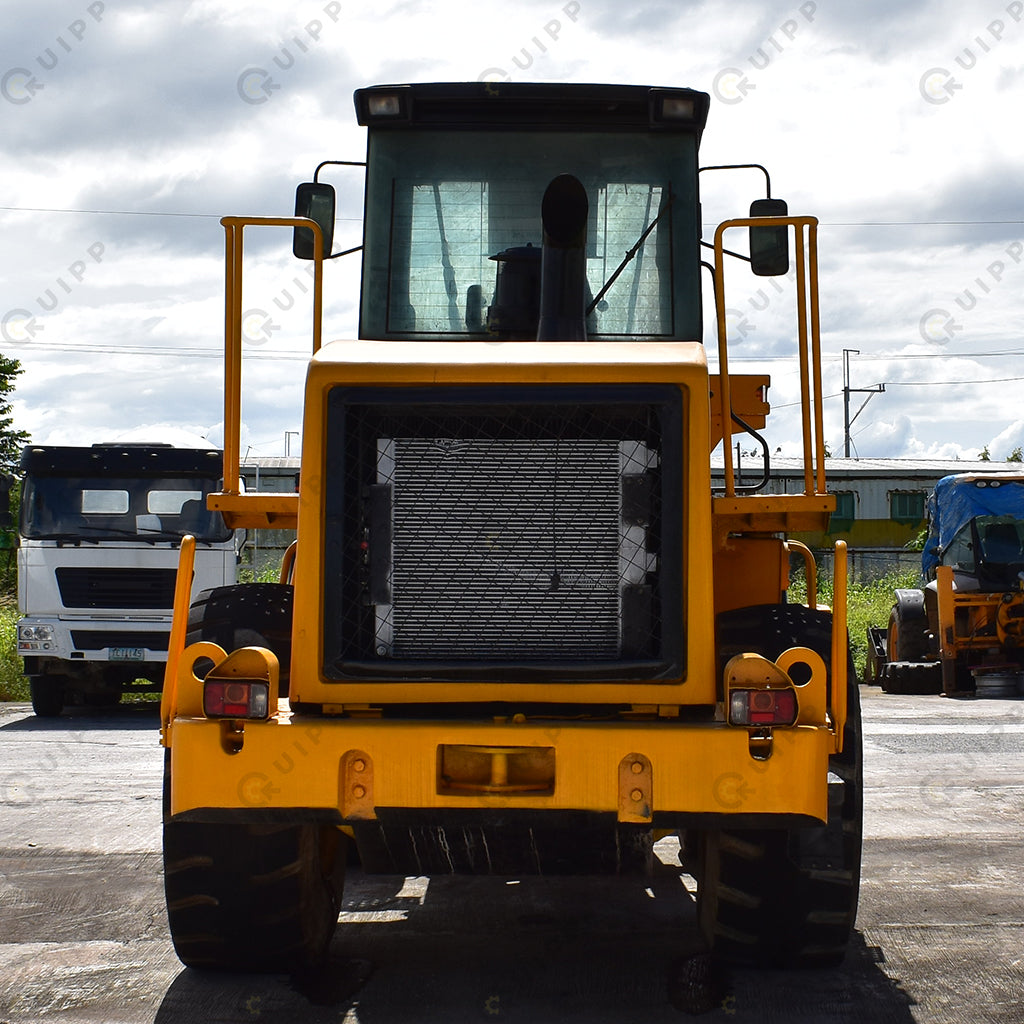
top-left (698, 671), bottom-right (862, 968)
top-left (186, 584), bottom-right (293, 696)
top-left (887, 591), bottom-right (929, 662)
top-left (163, 758), bottom-right (346, 971)
top-left (29, 676), bottom-right (65, 718)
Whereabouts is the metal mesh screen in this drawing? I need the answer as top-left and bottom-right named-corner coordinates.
top-left (323, 384), bottom-right (682, 680)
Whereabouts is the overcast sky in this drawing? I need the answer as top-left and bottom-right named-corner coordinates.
top-left (2, 0), bottom-right (1023, 461)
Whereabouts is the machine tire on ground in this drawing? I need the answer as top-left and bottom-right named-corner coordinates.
top-left (696, 605), bottom-right (863, 968)
top-left (163, 807), bottom-right (346, 972)
top-left (879, 661), bottom-right (943, 695)
top-left (28, 676), bottom-right (65, 718)
top-left (164, 584), bottom-right (345, 971)
top-left (697, 675), bottom-right (862, 968)
top-left (886, 592), bottom-right (929, 662)
top-left (879, 591), bottom-right (943, 695)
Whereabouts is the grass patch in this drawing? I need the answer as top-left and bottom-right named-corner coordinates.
top-left (789, 566), bottom-right (921, 679)
top-left (0, 597), bottom-right (28, 701)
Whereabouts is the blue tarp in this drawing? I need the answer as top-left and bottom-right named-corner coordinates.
top-left (922, 474), bottom-right (1024, 575)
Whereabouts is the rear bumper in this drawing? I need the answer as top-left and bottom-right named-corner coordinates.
top-left (167, 714), bottom-right (831, 826)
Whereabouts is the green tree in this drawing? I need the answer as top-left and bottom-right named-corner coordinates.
top-left (979, 445), bottom-right (991, 462)
top-left (0, 353), bottom-right (30, 476)
top-left (1006, 446), bottom-right (1023, 463)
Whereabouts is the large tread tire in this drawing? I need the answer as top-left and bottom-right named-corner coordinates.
top-left (701, 604), bottom-right (862, 968)
top-left (698, 676), bottom-right (862, 968)
top-left (879, 661), bottom-right (943, 695)
top-left (887, 591), bottom-right (929, 662)
top-left (163, 756), bottom-right (346, 972)
top-left (186, 584), bottom-right (293, 696)
top-left (164, 819), bottom-right (346, 972)
top-left (29, 676), bottom-right (65, 718)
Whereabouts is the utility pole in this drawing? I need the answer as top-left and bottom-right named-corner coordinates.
top-left (843, 349), bottom-right (885, 457)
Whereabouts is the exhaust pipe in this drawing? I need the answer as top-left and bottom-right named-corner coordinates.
top-left (536, 174), bottom-right (589, 342)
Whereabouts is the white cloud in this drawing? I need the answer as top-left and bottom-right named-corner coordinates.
top-left (2, 0), bottom-right (1024, 458)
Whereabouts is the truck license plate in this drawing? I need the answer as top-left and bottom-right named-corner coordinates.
top-left (110, 647), bottom-right (145, 662)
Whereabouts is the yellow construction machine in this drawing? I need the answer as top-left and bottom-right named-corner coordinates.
top-left (160, 82), bottom-right (860, 971)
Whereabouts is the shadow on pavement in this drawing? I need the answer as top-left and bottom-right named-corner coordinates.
top-left (152, 867), bottom-right (919, 1024)
top-left (0, 701), bottom-right (161, 732)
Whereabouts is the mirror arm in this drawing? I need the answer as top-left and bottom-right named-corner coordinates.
top-left (314, 159), bottom-right (366, 180)
top-left (326, 244), bottom-right (363, 261)
top-left (700, 238), bottom-right (751, 264)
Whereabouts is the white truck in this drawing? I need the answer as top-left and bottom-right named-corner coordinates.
top-left (17, 444), bottom-right (239, 716)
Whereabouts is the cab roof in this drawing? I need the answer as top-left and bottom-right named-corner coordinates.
top-left (354, 82), bottom-right (710, 140)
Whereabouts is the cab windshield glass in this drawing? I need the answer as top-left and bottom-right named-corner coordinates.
top-left (21, 475), bottom-right (232, 542)
top-left (360, 129), bottom-right (700, 342)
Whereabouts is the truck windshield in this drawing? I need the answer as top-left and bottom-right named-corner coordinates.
top-left (361, 129), bottom-right (700, 342)
top-left (20, 475), bottom-right (233, 543)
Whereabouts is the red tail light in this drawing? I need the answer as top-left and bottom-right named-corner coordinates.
top-left (729, 688), bottom-right (798, 726)
top-left (203, 680), bottom-right (270, 719)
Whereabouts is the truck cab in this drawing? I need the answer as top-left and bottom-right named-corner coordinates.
top-left (17, 444), bottom-right (238, 716)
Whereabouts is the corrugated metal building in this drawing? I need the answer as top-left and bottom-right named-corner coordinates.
top-left (719, 457), bottom-right (1024, 580)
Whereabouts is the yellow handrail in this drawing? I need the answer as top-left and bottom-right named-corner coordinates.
top-left (830, 539), bottom-right (849, 753)
top-left (160, 534), bottom-right (196, 745)
top-left (786, 539), bottom-right (817, 610)
top-left (219, 217), bottom-right (324, 496)
top-left (713, 216), bottom-right (825, 498)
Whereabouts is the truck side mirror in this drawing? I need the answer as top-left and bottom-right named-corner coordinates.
top-left (749, 197), bottom-right (789, 277)
top-left (293, 182), bottom-right (336, 260)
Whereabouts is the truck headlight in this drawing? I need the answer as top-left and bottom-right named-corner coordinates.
top-left (19, 623), bottom-right (55, 643)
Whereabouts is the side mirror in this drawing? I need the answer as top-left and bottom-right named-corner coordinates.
top-left (293, 182), bottom-right (336, 260)
top-left (749, 197), bottom-right (789, 277)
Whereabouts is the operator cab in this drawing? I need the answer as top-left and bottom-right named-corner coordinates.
top-left (941, 515), bottom-right (1024, 591)
top-left (299, 83), bottom-right (714, 344)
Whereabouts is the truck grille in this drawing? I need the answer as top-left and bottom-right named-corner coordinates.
top-left (55, 567), bottom-right (177, 610)
top-left (323, 384), bottom-right (683, 681)
top-left (69, 630), bottom-right (169, 652)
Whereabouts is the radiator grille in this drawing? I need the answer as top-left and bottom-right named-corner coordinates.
top-left (55, 567), bottom-right (177, 610)
top-left (323, 384), bottom-right (683, 680)
top-left (388, 438), bottom-right (623, 659)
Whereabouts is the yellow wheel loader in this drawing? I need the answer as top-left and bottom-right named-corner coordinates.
top-left (160, 82), bottom-right (860, 972)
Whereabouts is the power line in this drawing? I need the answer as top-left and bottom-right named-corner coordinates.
top-left (4, 340), bottom-right (309, 360)
top-left (3, 205), bottom-right (1018, 229)
top-left (0, 204), bottom-right (363, 221)
top-left (886, 376), bottom-right (1024, 387)
top-left (702, 219), bottom-right (1024, 228)
top-left (851, 349), bottom-right (1024, 361)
